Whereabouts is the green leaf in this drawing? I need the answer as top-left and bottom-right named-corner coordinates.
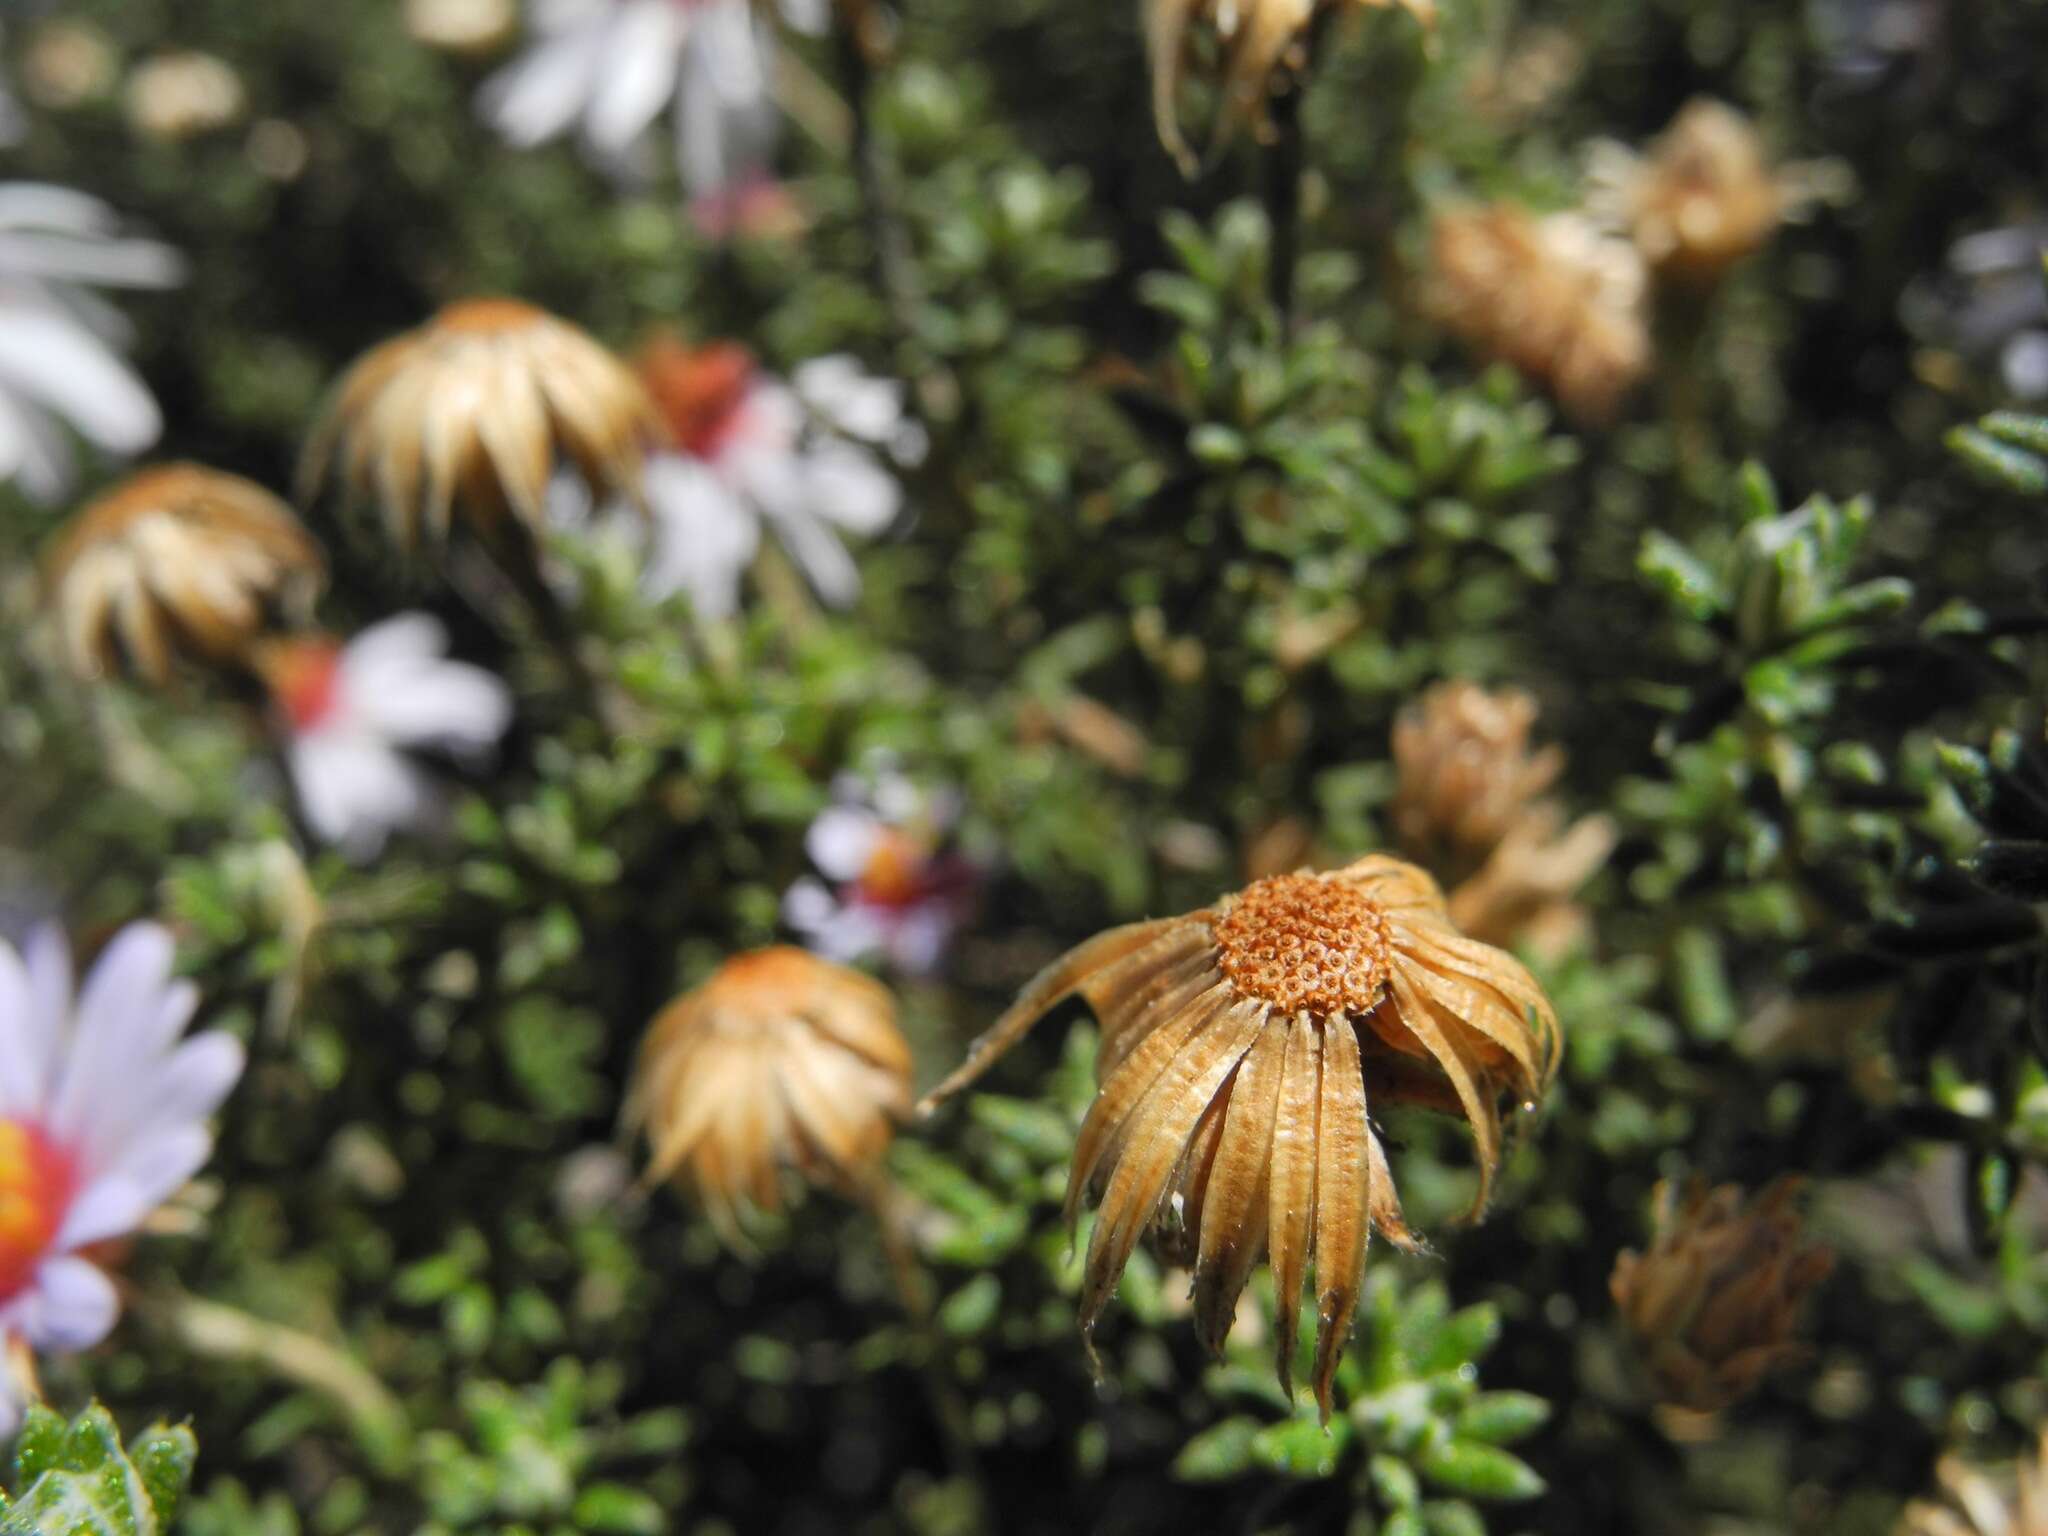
top-left (1639, 532), bottom-right (1725, 621)
top-left (1417, 1440), bottom-right (1546, 1501)
top-left (1416, 1304), bottom-right (1500, 1375)
top-left (937, 1274), bottom-right (1002, 1337)
top-left (1454, 1391), bottom-right (1552, 1445)
top-left (1249, 1416), bottom-right (1348, 1479)
top-left (1171, 1418), bottom-right (1259, 1483)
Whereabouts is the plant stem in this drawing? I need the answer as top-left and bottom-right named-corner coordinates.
top-left (152, 1291), bottom-right (411, 1474)
top-left (835, 13), bottom-right (921, 357)
top-left (1266, 13), bottom-right (1338, 327)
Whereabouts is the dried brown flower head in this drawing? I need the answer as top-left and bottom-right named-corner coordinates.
top-left (1392, 682), bottom-right (1562, 874)
top-left (300, 298), bottom-right (659, 559)
top-left (1146, 0), bottom-right (1435, 176)
top-left (1391, 681), bottom-right (1612, 957)
top-left (43, 463), bottom-right (325, 684)
top-left (921, 856), bottom-right (1559, 1417)
top-left (1610, 1176), bottom-right (1834, 1414)
top-left (1899, 1429), bottom-right (2048, 1536)
top-left (1424, 202), bottom-right (1651, 425)
top-left (1601, 98), bottom-right (1784, 288)
top-left (627, 948), bottom-right (914, 1242)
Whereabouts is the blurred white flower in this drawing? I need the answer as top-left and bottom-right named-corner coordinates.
top-left (0, 184), bottom-right (183, 503)
top-left (0, 921), bottom-right (244, 1434)
top-left (406, 0), bottom-right (519, 56)
top-left (1903, 222), bottom-right (2048, 401)
top-left (124, 51), bottom-right (246, 143)
top-left (255, 615), bottom-right (514, 860)
top-left (784, 770), bottom-right (977, 976)
top-left (480, 0), bottom-right (818, 222)
top-left (557, 341), bottom-right (922, 616)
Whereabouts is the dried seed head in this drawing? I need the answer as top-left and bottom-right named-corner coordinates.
top-left (1610, 1176), bottom-right (1834, 1415)
top-left (921, 855), bottom-right (1560, 1420)
top-left (44, 463), bottom-right (325, 685)
top-left (299, 298), bottom-right (660, 562)
top-left (1213, 874), bottom-right (1392, 1017)
top-left (627, 947), bottom-right (913, 1245)
top-left (1424, 202), bottom-right (1651, 425)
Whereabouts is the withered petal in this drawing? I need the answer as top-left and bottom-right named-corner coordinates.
top-left (919, 916), bottom-right (1190, 1113)
top-left (1192, 1016), bottom-right (1288, 1356)
top-left (1266, 1012), bottom-right (1323, 1398)
top-left (1310, 1015), bottom-right (1370, 1422)
top-left (1079, 997), bottom-right (1269, 1367)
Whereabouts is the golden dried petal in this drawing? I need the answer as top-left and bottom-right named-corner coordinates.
top-left (1191, 1017), bottom-right (1288, 1356)
top-left (1079, 997), bottom-right (1269, 1365)
top-left (918, 917), bottom-right (1191, 1112)
top-left (1266, 1012), bottom-right (1322, 1397)
top-left (1310, 1013), bottom-right (1369, 1421)
top-left (1095, 952), bottom-right (1225, 1080)
top-left (1067, 979), bottom-right (1234, 1232)
top-left (1385, 965), bottom-right (1502, 1217)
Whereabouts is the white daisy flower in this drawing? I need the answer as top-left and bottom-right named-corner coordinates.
top-left (480, 0), bottom-right (820, 220)
top-left (0, 921), bottom-right (244, 1433)
top-left (557, 340), bottom-right (922, 617)
top-left (0, 183), bottom-right (184, 503)
top-left (783, 770), bottom-right (976, 976)
top-left (254, 614), bottom-right (514, 861)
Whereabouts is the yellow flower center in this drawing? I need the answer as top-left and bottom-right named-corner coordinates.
top-left (1212, 874), bottom-right (1393, 1017)
top-left (0, 1120), bottom-right (74, 1301)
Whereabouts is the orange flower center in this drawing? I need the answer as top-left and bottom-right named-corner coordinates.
top-left (856, 829), bottom-right (931, 910)
top-left (639, 337), bottom-right (756, 459)
top-left (433, 297), bottom-right (546, 336)
top-left (0, 1121), bottom-right (74, 1301)
top-left (261, 639), bottom-right (343, 733)
top-left (1212, 874), bottom-right (1393, 1017)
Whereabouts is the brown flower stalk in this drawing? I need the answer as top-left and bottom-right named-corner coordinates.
top-left (1424, 202), bottom-right (1651, 425)
top-left (626, 948), bottom-right (913, 1244)
top-left (299, 298), bottom-right (659, 559)
top-left (1610, 1176), bottom-right (1834, 1414)
top-left (43, 463), bottom-right (324, 684)
top-left (1145, 0), bottom-right (1434, 175)
top-left (921, 857), bottom-right (1559, 1417)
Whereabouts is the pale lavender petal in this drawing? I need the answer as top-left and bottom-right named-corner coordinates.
top-left (806, 807), bottom-right (881, 881)
top-left (23, 1257), bottom-right (118, 1352)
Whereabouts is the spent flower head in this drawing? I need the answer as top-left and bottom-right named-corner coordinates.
top-left (43, 464), bottom-right (324, 686)
top-left (1425, 201), bottom-right (1651, 425)
top-left (921, 855), bottom-right (1559, 1418)
top-left (1610, 1175), bottom-right (1834, 1414)
top-left (300, 297), bottom-right (659, 564)
top-left (627, 947), bottom-right (913, 1244)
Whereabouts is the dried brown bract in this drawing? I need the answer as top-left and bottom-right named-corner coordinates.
top-left (300, 298), bottom-right (659, 559)
top-left (43, 463), bottom-right (325, 684)
top-left (921, 857), bottom-right (1559, 1417)
top-left (627, 948), bottom-right (914, 1243)
top-left (1146, 0), bottom-right (1435, 176)
top-left (1392, 681), bottom-right (1613, 956)
top-left (1594, 98), bottom-right (1785, 289)
top-left (1424, 202), bottom-right (1651, 425)
top-left (1899, 1429), bottom-right (2048, 1536)
top-left (1610, 1176), bottom-right (1834, 1414)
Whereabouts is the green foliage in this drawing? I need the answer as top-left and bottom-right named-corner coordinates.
top-left (0, 1405), bottom-right (195, 1536)
top-left (6, 0), bottom-right (2048, 1532)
